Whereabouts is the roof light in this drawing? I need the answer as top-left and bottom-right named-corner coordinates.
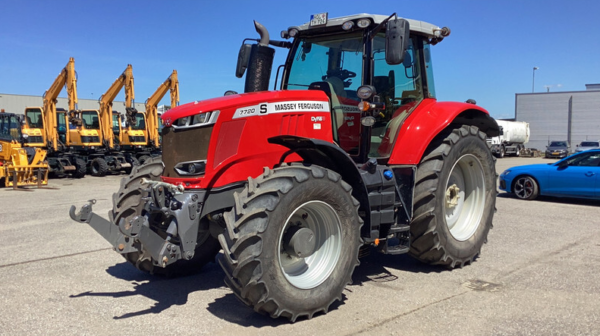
top-left (342, 21), bottom-right (354, 30)
top-left (288, 28), bottom-right (298, 37)
top-left (357, 18), bottom-right (371, 28)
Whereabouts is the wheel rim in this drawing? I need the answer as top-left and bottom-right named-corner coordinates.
top-left (278, 201), bottom-right (342, 289)
top-left (514, 177), bottom-right (534, 199)
top-left (443, 154), bottom-right (486, 241)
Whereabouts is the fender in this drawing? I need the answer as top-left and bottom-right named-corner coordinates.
top-left (268, 135), bottom-right (371, 230)
top-left (388, 99), bottom-right (500, 165)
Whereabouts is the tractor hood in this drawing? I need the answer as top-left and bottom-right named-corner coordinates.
top-left (161, 90), bottom-right (330, 127)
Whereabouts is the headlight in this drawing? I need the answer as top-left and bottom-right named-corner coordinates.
top-left (172, 111), bottom-right (219, 129)
top-left (501, 170), bottom-right (511, 176)
top-left (174, 160), bottom-right (206, 176)
top-left (342, 21), bottom-right (354, 30)
top-left (357, 85), bottom-right (376, 100)
top-left (357, 18), bottom-right (371, 28)
top-left (288, 28), bottom-right (298, 37)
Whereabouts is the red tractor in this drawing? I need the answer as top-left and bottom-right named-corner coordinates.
top-left (71, 13), bottom-right (498, 321)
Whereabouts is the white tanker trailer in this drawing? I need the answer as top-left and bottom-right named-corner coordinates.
top-left (486, 120), bottom-right (530, 158)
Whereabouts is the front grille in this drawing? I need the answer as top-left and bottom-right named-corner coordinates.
top-left (81, 136), bottom-right (100, 143)
top-left (129, 135), bottom-right (146, 143)
top-left (161, 125), bottom-right (212, 178)
top-left (499, 180), bottom-right (506, 190)
top-left (28, 136), bottom-right (43, 144)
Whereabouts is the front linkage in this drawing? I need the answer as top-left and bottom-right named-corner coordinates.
top-left (69, 178), bottom-right (203, 268)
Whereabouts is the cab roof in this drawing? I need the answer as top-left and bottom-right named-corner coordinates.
top-left (290, 13), bottom-right (445, 40)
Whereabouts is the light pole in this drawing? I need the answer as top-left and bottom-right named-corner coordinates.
top-left (532, 67), bottom-right (539, 93)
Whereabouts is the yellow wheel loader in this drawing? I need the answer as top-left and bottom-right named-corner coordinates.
top-left (0, 110), bottom-right (49, 188)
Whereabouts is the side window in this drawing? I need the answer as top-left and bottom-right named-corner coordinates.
top-left (0, 116), bottom-right (11, 141)
top-left (566, 152), bottom-right (600, 166)
top-left (370, 35), bottom-right (423, 158)
top-left (423, 41), bottom-right (436, 98)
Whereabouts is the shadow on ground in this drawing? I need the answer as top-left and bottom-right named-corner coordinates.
top-left (69, 248), bottom-right (448, 325)
top-left (69, 260), bottom-right (225, 319)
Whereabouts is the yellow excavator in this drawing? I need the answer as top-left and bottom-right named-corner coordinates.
top-left (1, 110), bottom-right (49, 188)
top-left (22, 57), bottom-right (88, 177)
top-left (79, 64), bottom-right (138, 174)
top-left (134, 69), bottom-right (179, 164)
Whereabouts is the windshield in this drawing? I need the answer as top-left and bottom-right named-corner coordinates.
top-left (82, 111), bottom-right (100, 130)
top-left (112, 114), bottom-right (121, 134)
top-left (131, 113), bottom-right (146, 130)
top-left (580, 141), bottom-right (599, 147)
top-left (25, 108), bottom-right (43, 128)
top-left (0, 114), bottom-right (21, 141)
top-left (286, 33), bottom-right (363, 155)
top-left (549, 141), bottom-right (567, 147)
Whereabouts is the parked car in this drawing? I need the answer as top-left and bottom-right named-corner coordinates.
top-left (499, 149), bottom-right (600, 200)
top-left (545, 141), bottom-right (570, 158)
top-left (575, 140), bottom-right (600, 153)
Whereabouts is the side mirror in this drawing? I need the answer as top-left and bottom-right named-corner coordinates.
top-left (385, 18), bottom-right (410, 65)
top-left (236, 44), bottom-right (253, 78)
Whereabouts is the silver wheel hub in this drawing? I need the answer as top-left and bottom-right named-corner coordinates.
top-left (443, 154), bottom-right (486, 241)
top-left (278, 201), bottom-right (342, 290)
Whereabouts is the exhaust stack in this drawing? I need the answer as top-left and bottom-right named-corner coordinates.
top-left (244, 21), bottom-right (275, 93)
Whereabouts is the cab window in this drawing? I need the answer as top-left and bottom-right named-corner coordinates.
top-left (370, 35), bottom-right (423, 158)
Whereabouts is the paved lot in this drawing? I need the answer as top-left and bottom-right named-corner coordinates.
top-left (1, 157), bottom-right (599, 336)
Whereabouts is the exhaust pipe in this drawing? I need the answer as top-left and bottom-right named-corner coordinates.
top-left (244, 21), bottom-right (275, 93)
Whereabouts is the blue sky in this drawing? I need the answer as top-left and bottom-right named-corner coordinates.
top-left (1, 0), bottom-right (599, 119)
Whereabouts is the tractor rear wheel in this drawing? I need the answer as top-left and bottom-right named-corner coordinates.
top-left (90, 157), bottom-right (108, 177)
top-left (218, 164), bottom-right (362, 321)
top-left (410, 125), bottom-right (496, 268)
top-left (111, 157), bottom-right (220, 276)
top-left (72, 158), bottom-right (86, 178)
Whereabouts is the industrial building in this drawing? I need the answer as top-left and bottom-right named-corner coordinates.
top-left (515, 85), bottom-right (600, 151)
top-left (0, 93), bottom-right (146, 115)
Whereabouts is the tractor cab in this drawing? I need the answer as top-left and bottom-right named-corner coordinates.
top-left (238, 13), bottom-right (449, 163)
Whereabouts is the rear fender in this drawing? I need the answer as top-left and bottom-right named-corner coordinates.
top-left (268, 135), bottom-right (371, 230)
top-left (388, 100), bottom-right (499, 165)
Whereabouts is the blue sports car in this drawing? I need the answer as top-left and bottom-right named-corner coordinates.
top-left (499, 149), bottom-right (600, 200)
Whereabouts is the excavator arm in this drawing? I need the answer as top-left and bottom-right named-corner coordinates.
top-left (98, 64), bottom-right (134, 149)
top-left (145, 70), bottom-right (179, 148)
top-left (42, 57), bottom-right (78, 151)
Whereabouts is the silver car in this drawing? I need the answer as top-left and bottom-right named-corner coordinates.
top-left (575, 140), bottom-right (600, 153)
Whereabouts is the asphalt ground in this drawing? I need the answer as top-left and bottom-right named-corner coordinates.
top-left (1, 156), bottom-right (599, 336)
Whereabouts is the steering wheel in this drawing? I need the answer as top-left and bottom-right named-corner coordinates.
top-left (323, 69), bottom-right (357, 81)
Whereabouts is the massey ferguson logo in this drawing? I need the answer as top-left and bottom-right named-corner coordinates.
top-left (164, 118), bottom-right (172, 127)
top-left (311, 116), bottom-right (324, 122)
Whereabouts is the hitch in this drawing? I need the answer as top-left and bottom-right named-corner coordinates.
top-left (69, 199), bottom-right (96, 223)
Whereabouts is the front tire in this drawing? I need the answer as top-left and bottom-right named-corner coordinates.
top-left (90, 157), bottom-right (108, 177)
top-left (513, 175), bottom-right (539, 200)
top-left (72, 158), bottom-right (87, 178)
top-left (218, 164), bottom-right (362, 321)
top-left (410, 125), bottom-right (496, 268)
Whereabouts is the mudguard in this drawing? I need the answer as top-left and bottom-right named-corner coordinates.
top-left (388, 99), bottom-right (499, 165)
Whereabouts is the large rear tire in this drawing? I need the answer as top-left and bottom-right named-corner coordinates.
top-left (218, 164), bottom-right (362, 321)
top-left (111, 157), bottom-right (220, 276)
top-left (410, 125), bottom-right (496, 268)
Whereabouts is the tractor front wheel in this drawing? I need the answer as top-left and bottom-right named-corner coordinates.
top-left (410, 125), bottom-right (496, 268)
top-left (218, 164), bottom-right (362, 321)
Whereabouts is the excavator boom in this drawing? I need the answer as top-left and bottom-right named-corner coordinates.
top-left (145, 70), bottom-right (179, 148)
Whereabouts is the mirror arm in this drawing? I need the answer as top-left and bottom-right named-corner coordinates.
top-left (368, 12), bottom-right (397, 40)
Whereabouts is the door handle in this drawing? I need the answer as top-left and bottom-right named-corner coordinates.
top-left (585, 172), bottom-right (596, 177)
